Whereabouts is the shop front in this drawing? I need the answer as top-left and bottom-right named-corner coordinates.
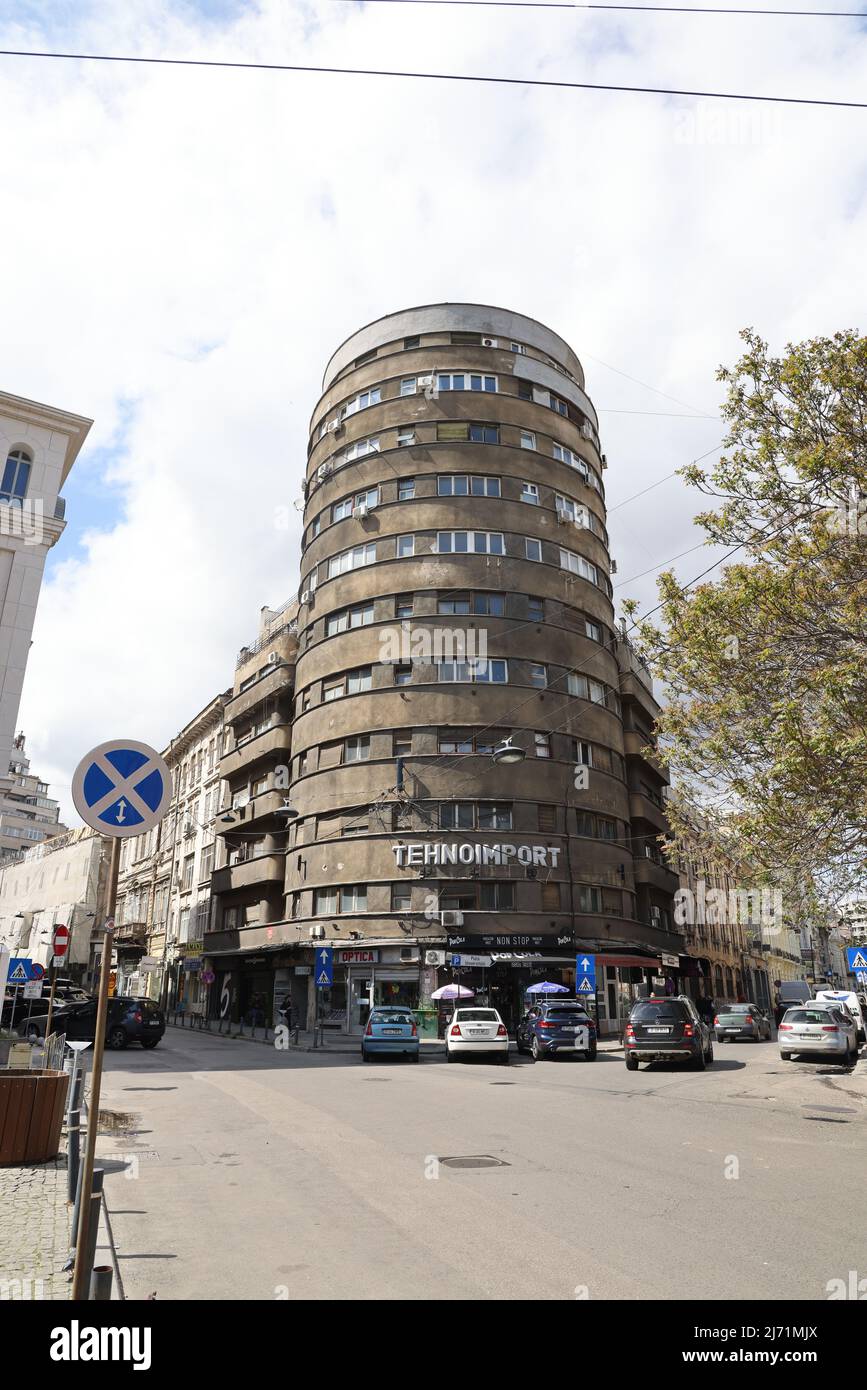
top-left (444, 933), bottom-right (579, 1034)
top-left (315, 946), bottom-right (423, 1035)
top-left (596, 952), bottom-right (695, 1037)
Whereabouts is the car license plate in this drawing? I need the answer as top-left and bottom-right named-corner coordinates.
top-left (147, 1020), bottom-right (160, 1027)
top-left (383, 1028), bottom-right (401, 1035)
top-left (647, 1027), bottom-right (670, 1034)
top-left (469, 1028), bottom-right (485, 1035)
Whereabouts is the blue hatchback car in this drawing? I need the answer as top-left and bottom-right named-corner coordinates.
top-left (361, 1007), bottom-right (420, 1062)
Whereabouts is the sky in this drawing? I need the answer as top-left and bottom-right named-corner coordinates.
top-left (1, 0), bottom-right (865, 826)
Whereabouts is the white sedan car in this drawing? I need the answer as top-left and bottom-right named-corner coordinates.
top-left (446, 1007), bottom-right (510, 1065)
top-left (778, 1002), bottom-right (859, 1065)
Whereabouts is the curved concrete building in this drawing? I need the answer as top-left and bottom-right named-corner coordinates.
top-left (285, 304), bottom-right (681, 1033)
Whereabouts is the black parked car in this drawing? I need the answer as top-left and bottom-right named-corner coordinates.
top-left (2, 978), bottom-right (89, 1030)
top-left (18, 995), bottom-right (165, 1050)
top-left (516, 998), bottom-right (597, 1061)
top-left (624, 995), bottom-right (714, 1072)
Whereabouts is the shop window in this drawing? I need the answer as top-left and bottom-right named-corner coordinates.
top-left (479, 882), bottom-right (515, 911)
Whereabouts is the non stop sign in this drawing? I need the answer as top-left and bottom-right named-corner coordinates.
top-left (52, 924), bottom-right (70, 960)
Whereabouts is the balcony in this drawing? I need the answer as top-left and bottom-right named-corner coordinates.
top-left (218, 854), bottom-right (285, 892)
top-left (628, 791), bottom-right (669, 834)
top-left (623, 729), bottom-right (667, 778)
top-left (220, 724), bottom-right (291, 780)
top-left (114, 921), bottom-right (148, 947)
top-left (224, 665), bottom-right (294, 724)
top-left (218, 789), bottom-right (294, 834)
top-left (633, 854), bottom-right (679, 893)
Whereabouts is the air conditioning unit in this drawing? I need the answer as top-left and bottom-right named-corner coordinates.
top-left (399, 946), bottom-right (418, 962)
top-left (610, 559), bottom-right (618, 574)
top-left (601, 454), bottom-right (608, 469)
top-left (556, 508), bottom-right (569, 525)
top-left (183, 822), bottom-right (194, 837)
top-left (582, 422), bottom-right (594, 439)
top-left (417, 374), bottom-right (434, 387)
top-left (325, 420), bottom-right (339, 435)
top-left (573, 510), bottom-right (589, 529)
top-left (318, 462), bottom-right (333, 479)
top-left (356, 502), bottom-right (370, 519)
top-left (310, 924), bottom-right (326, 939)
top-left (267, 652), bottom-right (281, 665)
top-left (425, 949), bottom-right (446, 966)
top-left (482, 337), bottom-right (498, 348)
top-left (300, 589), bottom-right (313, 605)
top-left (440, 910), bottom-right (464, 928)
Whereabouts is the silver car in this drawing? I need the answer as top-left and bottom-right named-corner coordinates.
top-left (778, 1003), bottom-right (859, 1064)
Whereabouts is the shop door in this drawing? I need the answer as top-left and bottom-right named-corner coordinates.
top-left (349, 975), bottom-right (372, 1033)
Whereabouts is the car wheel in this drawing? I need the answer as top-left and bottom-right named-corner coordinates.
top-left (706, 1042), bottom-right (714, 1064)
top-left (447, 1049), bottom-right (457, 1062)
top-left (108, 1026), bottom-right (127, 1050)
top-left (412, 1052), bottom-right (420, 1063)
top-left (140, 1038), bottom-right (160, 1049)
top-left (692, 1046), bottom-right (707, 1070)
top-left (531, 1036), bottom-right (544, 1062)
top-left (625, 1053), bottom-right (639, 1071)
top-left (585, 1047), bottom-right (597, 1061)
top-left (780, 1051), bottom-right (792, 1061)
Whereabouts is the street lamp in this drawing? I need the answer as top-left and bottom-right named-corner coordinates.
top-left (491, 738), bottom-right (526, 766)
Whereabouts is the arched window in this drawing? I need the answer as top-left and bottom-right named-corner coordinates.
top-left (1, 448), bottom-right (32, 506)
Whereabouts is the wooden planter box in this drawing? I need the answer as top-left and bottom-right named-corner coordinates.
top-left (0, 1069), bottom-right (69, 1166)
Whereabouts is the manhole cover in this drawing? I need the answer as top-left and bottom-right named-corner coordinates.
top-left (438, 1155), bottom-right (510, 1169)
top-left (97, 1110), bottom-right (138, 1134)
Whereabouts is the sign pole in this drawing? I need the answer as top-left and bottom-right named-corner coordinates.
top-left (71, 837), bottom-right (120, 1302)
top-left (45, 957), bottom-right (57, 1040)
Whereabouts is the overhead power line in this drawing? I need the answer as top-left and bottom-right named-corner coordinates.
top-left (0, 48), bottom-right (865, 109)
top-left (333, 0), bottom-right (867, 15)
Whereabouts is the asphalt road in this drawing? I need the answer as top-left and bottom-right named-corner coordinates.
top-left (94, 1029), bottom-right (867, 1301)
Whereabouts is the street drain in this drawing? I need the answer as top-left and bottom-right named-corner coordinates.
top-left (438, 1155), bottom-right (510, 1169)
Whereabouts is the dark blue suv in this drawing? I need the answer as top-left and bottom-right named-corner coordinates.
top-left (516, 999), bottom-right (597, 1061)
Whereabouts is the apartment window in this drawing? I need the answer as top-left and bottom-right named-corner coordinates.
top-left (328, 543), bottom-right (376, 577)
top-left (573, 739), bottom-right (593, 765)
top-left (577, 885), bottom-right (602, 914)
top-left (182, 855), bottom-right (195, 891)
top-left (341, 885), bottom-right (367, 911)
top-left (450, 332), bottom-right (482, 345)
top-left (524, 537), bottom-right (542, 562)
top-left (436, 531), bottom-right (504, 555)
top-left (314, 887), bottom-right (338, 915)
top-left (553, 442), bottom-right (589, 478)
top-left (478, 802), bottom-right (512, 830)
top-left (396, 534), bottom-right (415, 558)
top-left (393, 734), bottom-right (412, 756)
top-left (342, 387), bottom-right (381, 417)
top-left (437, 373), bottom-right (497, 393)
top-left (438, 731), bottom-right (474, 754)
top-left (541, 883), bottom-right (561, 911)
top-left (440, 889), bottom-right (476, 913)
top-left (326, 603), bottom-right (374, 636)
top-left (518, 379), bottom-right (533, 400)
top-left (323, 677), bottom-right (343, 702)
top-left (559, 548), bottom-right (599, 585)
top-left (253, 775), bottom-right (269, 795)
top-left (342, 815), bottom-right (368, 837)
top-left (588, 678), bottom-right (606, 705)
top-left (473, 592), bottom-right (505, 616)
top-left (343, 437), bottom-right (380, 463)
top-left (333, 487), bottom-right (378, 522)
top-left (403, 335), bottom-right (420, 349)
top-left (548, 391), bottom-right (569, 417)
top-left (440, 802), bottom-right (474, 830)
top-left (479, 882), bottom-right (515, 911)
top-left (355, 348), bottom-right (377, 366)
top-left (521, 482), bottom-right (539, 504)
top-left (510, 341), bottom-right (526, 355)
top-left (394, 665), bottom-right (413, 686)
top-left (345, 736), bottom-right (370, 762)
top-left (392, 883), bottom-right (412, 910)
top-left (597, 816), bottom-right (618, 840)
top-left (437, 659), bottom-right (507, 683)
top-left (199, 843), bottom-right (215, 881)
top-left (437, 475), bottom-right (500, 497)
top-left (534, 732), bottom-right (551, 759)
top-left (400, 377), bottom-right (418, 397)
top-left (520, 431), bottom-right (536, 452)
top-left (398, 478), bottom-right (415, 500)
top-left (397, 431), bottom-right (416, 447)
top-left (395, 594), bottom-right (414, 618)
top-left (585, 619), bottom-right (603, 642)
top-left (528, 663), bottom-right (547, 688)
top-left (555, 495), bottom-right (587, 525)
top-left (0, 448), bottom-right (31, 505)
top-left (346, 667), bottom-right (372, 695)
top-left (527, 596), bottom-right (544, 623)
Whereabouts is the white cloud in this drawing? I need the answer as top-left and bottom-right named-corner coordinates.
top-left (2, 0), bottom-right (865, 821)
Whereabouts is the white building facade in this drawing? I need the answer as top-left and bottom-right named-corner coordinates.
top-left (0, 827), bottom-right (110, 980)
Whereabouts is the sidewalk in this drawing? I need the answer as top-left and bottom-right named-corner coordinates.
top-left (0, 1156), bottom-right (71, 1300)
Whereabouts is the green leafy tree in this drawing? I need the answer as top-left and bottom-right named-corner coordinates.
top-left (630, 328), bottom-right (867, 895)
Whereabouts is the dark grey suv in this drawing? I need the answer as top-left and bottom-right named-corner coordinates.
top-left (18, 995), bottom-right (165, 1049)
top-left (624, 995), bottom-right (714, 1071)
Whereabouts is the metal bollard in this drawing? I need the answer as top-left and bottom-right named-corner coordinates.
top-left (70, 1146), bottom-right (86, 1247)
top-left (81, 1169), bottom-right (105, 1299)
top-left (90, 1265), bottom-right (113, 1301)
top-left (66, 1070), bottom-right (83, 1203)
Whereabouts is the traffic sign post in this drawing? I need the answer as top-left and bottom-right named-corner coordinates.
top-left (45, 922), bottom-right (71, 1039)
top-left (576, 953), bottom-right (598, 1028)
top-left (846, 947), bottom-right (867, 976)
top-left (313, 948), bottom-right (333, 1051)
top-left (70, 739), bottom-right (169, 1302)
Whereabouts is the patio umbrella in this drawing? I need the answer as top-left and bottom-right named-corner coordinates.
top-left (526, 981), bottom-right (569, 995)
top-left (431, 984), bottom-right (475, 999)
